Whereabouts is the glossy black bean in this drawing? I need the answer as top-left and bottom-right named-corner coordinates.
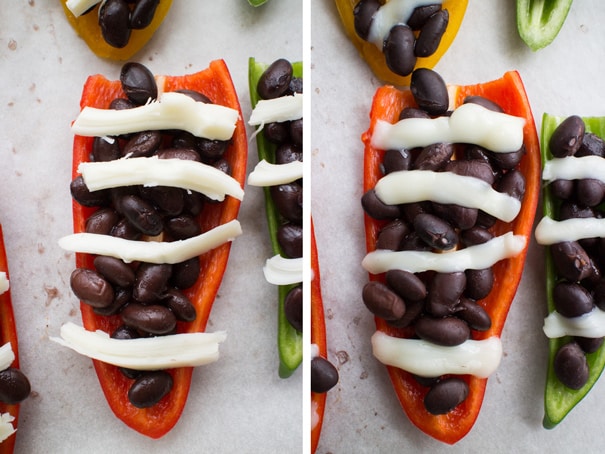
top-left (128, 371), bottom-right (174, 408)
top-left (257, 59), bottom-right (293, 100)
top-left (376, 219), bottom-right (409, 250)
top-left (111, 324), bottom-right (140, 340)
top-left (488, 145), bottom-right (525, 171)
top-left (133, 263), bottom-right (172, 304)
top-left (278, 223), bottom-right (302, 258)
top-left (410, 68), bottom-right (449, 116)
top-left (311, 356), bottom-right (339, 393)
top-left (463, 95), bottom-right (504, 113)
top-left (593, 279), bottom-right (605, 311)
top-left (399, 107), bottom-right (431, 120)
top-left (415, 9), bottom-right (448, 57)
top-left (120, 62), bottom-right (158, 105)
top-left (284, 286), bottom-right (303, 332)
top-left (456, 298), bottom-right (491, 331)
top-left (122, 130), bottom-right (162, 157)
top-left (553, 282), bottom-right (594, 318)
top-left (92, 136), bottom-right (121, 162)
top-left (460, 226), bottom-right (493, 246)
top-left (550, 179), bottom-right (574, 200)
top-left (445, 159), bottom-right (495, 185)
top-left (0, 368), bottom-right (31, 405)
top-left (576, 178), bottom-right (605, 207)
top-left (158, 146), bottom-right (201, 162)
top-left (130, 0), bottom-right (159, 29)
top-left (464, 146), bottom-right (500, 174)
top-left (415, 316), bottom-right (470, 346)
top-left (383, 24), bottom-right (416, 77)
top-left (289, 118), bottom-right (303, 146)
top-left (387, 299), bottom-right (424, 328)
top-left (575, 336), bottom-right (604, 354)
top-left (550, 241), bottom-right (592, 282)
top-left (165, 215), bottom-right (201, 240)
top-left (496, 168), bottom-right (525, 201)
top-left (549, 115), bottom-right (585, 158)
top-left (121, 302), bottom-right (176, 335)
top-left (385, 269), bottom-right (427, 302)
top-left (94, 286), bottom-right (131, 316)
top-left (553, 342), bottom-right (589, 390)
top-left (400, 201), bottom-right (432, 224)
top-left (99, 0), bottom-right (131, 48)
top-left (353, 0), bottom-right (381, 40)
top-left (271, 183), bottom-right (303, 223)
top-left (426, 272), bottom-right (466, 317)
top-left (361, 189), bottom-right (403, 220)
top-left (362, 281), bottom-right (405, 321)
top-left (94, 255), bottom-right (135, 288)
top-left (465, 268), bottom-right (494, 300)
top-left (288, 77), bottom-right (303, 95)
top-left (119, 194), bottom-right (163, 236)
top-left (424, 377), bottom-right (468, 415)
top-left (383, 149), bottom-right (411, 174)
top-left (264, 122), bottom-right (291, 145)
top-left (140, 186), bottom-right (185, 216)
top-left (110, 97), bottom-right (136, 110)
top-left (196, 138), bottom-right (227, 162)
top-left (413, 142), bottom-right (454, 171)
top-left (413, 213), bottom-right (458, 250)
top-left (70, 176), bottom-right (110, 207)
top-left (70, 268), bottom-right (115, 308)
top-left (163, 288), bottom-right (196, 322)
top-left (431, 203), bottom-right (478, 231)
top-left (175, 89), bottom-right (212, 104)
top-left (408, 4), bottom-right (442, 29)
top-left (171, 257), bottom-right (200, 289)
top-left (212, 158), bottom-right (231, 176)
top-left (400, 231), bottom-right (432, 251)
top-left (86, 208), bottom-right (120, 235)
top-left (559, 202), bottom-right (594, 221)
top-left (577, 132), bottom-right (605, 158)
top-left (110, 217), bottom-right (142, 240)
top-left (276, 143), bottom-right (302, 164)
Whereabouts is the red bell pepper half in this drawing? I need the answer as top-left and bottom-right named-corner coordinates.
top-left (361, 71), bottom-right (540, 443)
top-left (71, 59), bottom-right (247, 438)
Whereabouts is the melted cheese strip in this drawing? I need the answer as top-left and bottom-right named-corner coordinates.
top-left (51, 322), bottom-right (226, 370)
top-left (535, 216), bottom-right (605, 245)
top-left (263, 255), bottom-right (302, 285)
top-left (0, 343), bottom-right (15, 373)
top-left (371, 103), bottom-right (525, 153)
top-left (375, 170), bottom-right (521, 222)
top-left (0, 413), bottom-right (15, 444)
top-left (79, 156), bottom-right (244, 202)
top-left (59, 219), bottom-right (242, 264)
top-left (247, 160), bottom-right (303, 187)
top-left (248, 93), bottom-right (303, 126)
top-left (371, 331), bottom-right (502, 378)
top-left (542, 156), bottom-right (605, 183)
top-left (363, 232), bottom-right (526, 274)
top-left (543, 308), bottom-right (605, 338)
top-left (65, 0), bottom-right (100, 17)
top-left (72, 92), bottom-right (238, 140)
top-left (0, 272), bottom-right (8, 295)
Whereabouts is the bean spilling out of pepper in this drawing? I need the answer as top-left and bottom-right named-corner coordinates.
top-left (361, 68), bottom-right (527, 415)
top-left (68, 61), bottom-right (232, 408)
top-left (353, 2), bottom-right (449, 77)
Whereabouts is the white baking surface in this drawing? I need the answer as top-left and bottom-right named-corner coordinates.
top-left (313, 1), bottom-right (605, 453)
top-left (0, 1), bottom-right (302, 453)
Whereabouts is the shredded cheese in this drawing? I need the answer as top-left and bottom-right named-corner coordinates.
top-left (535, 216), bottom-right (605, 245)
top-left (0, 413), bottom-right (15, 444)
top-left (542, 155), bottom-right (605, 183)
top-left (0, 273), bottom-right (8, 295)
top-left (65, 0), bottom-right (100, 17)
top-left (248, 93), bottom-right (303, 126)
top-left (543, 307), bottom-right (605, 339)
top-left (263, 255), bottom-right (303, 285)
top-left (0, 343), bottom-right (14, 373)
top-left (247, 159), bottom-right (303, 187)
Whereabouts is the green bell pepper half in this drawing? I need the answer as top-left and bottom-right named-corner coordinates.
top-left (248, 0), bottom-right (269, 6)
top-left (517, 0), bottom-right (573, 51)
top-left (540, 113), bottom-right (605, 428)
top-left (248, 57), bottom-right (303, 378)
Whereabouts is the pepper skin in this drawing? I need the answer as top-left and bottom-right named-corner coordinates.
top-left (60, 0), bottom-right (172, 60)
top-left (0, 225), bottom-right (26, 454)
top-left (248, 58), bottom-right (303, 378)
top-left (540, 114), bottom-right (605, 428)
top-left (71, 60), bottom-right (247, 438)
top-left (334, 0), bottom-right (468, 86)
top-left (517, 0), bottom-right (573, 51)
top-left (361, 71), bottom-right (540, 444)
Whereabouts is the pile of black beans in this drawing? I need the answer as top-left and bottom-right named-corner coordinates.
top-left (82, 0), bottom-right (160, 49)
top-left (353, 2), bottom-right (448, 77)
top-left (69, 61), bottom-right (232, 409)
top-left (361, 68), bottom-right (526, 415)
top-left (546, 115), bottom-right (605, 390)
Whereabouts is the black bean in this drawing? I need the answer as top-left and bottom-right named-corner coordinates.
top-left (92, 136), bottom-right (121, 162)
top-left (400, 231), bottom-right (432, 252)
top-left (414, 316), bottom-right (470, 346)
top-left (593, 279), bottom-right (605, 311)
top-left (575, 336), bottom-right (604, 354)
top-left (289, 119), bottom-right (303, 146)
top-left (383, 149), bottom-right (411, 173)
top-left (70, 176), bottom-right (110, 207)
top-left (171, 257), bottom-right (200, 289)
top-left (130, 0), bottom-right (159, 29)
top-left (133, 263), bottom-right (172, 304)
top-left (311, 356), bottom-right (339, 393)
top-left (400, 201), bottom-right (431, 224)
top-left (122, 130), bottom-right (162, 157)
top-left (212, 158), bottom-right (231, 176)
top-left (174, 89), bottom-right (212, 104)
top-left (120, 62), bottom-right (158, 105)
top-left (446, 159), bottom-right (496, 185)
top-left (576, 178), bottom-right (605, 207)
top-left (465, 268), bottom-right (494, 300)
top-left (399, 107), bottom-right (431, 120)
top-left (278, 223), bottom-right (303, 258)
top-left (0, 368), bottom-right (31, 405)
top-left (128, 371), bottom-right (173, 408)
top-left (413, 142), bottom-right (454, 171)
top-left (456, 298), bottom-right (491, 331)
top-left (410, 68), bottom-right (449, 116)
top-left (362, 281), bottom-right (405, 321)
top-left (426, 272), bottom-right (466, 317)
top-left (165, 215), bottom-right (201, 240)
top-left (550, 241), bottom-right (593, 282)
top-left (276, 143), bottom-right (302, 164)
top-left (111, 325), bottom-right (140, 340)
top-left (559, 202), bottom-right (594, 221)
top-left (408, 4), bottom-right (442, 29)
top-left (577, 132), bottom-right (605, 158)
top-left (460, 226), bottom-right (493, 246)
top-left (550, 179), bottom-right (574, 200)
top-left (94, 255), bottom-right (135, 288)
top-left (70, 268), bottom-right (114, 308)
top-left (257, 59), bottom-right (293, 100)
top-left (163, 288), bottom-right (197, 322)
top-left (86, 208), bottom-right (120, 235)
top-left (119, 194), bottom-right (163, 236)
top-left (553, 282), bottom-right (594, 318)
top-left (110, 217), bottom-right (142, 240)
top-left (271, 183), bottom-right (302, 223)
top-left (121, 302), bottom-right (176, 335)
top-left (110, 97), bottom-right (136, 110)
top-left (496, 169), bottom-right (526, 201)
top-left (376, 219), bottom-right (409, 250)
top-left (284, 286), bottom-right (303, 332)
top-left (413, 213), bottom-right (458, 250)
top-left (463, 95), bottom-right (504, 113)
top-left (353, 0), bottom-right (381, 40)
top-left (158, 146), bottom-right (201, 162)
top-left (140, 186), bottom-right (185, 217)
top-left (415, 9), bottom-right (448, 57)
top-left (264, 122), bottom-right (291, 145)
top-left (94, 286), bottom-right (131, 316)
top-left (196, 138), bottom-right (228, 163)
top-left (553, 342), bottom-right (589, 390)
top-left (385, 269), bottom-right (427, 301)
top-left (288, 77), bottom-right (303, 95)
top-left (383, 24), bottom-right (416, 77)
top-left (488, 145), bottom-right (526, 171)
top-left (388, 299), bottom-right (424, 328)
top-left (432, 203), bottom-right (478, 230)
top-left (549, 115), bottom-right (585, 158)
top-left (424, 377), bottom-right (468, 415)
top-left (99, 0), bottom-right (131, 48)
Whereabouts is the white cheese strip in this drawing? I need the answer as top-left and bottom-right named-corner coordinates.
top-left (58, 219), bottom-right (242, 264)
top-left (79, 156), bottom-right (244, 202)
top-left (543, 307), bottom-right (605, 338)
top-left (374, 170), bottom-right (521, 222)
top-left (247, 159), bottom-right (303, 187)
top-left (362, 232), bottom-right (526, 274)
top-left (65, 0), bottom-right (100, 17)
top-left (263, 255), bottom-right (303, 285)
top-left (367, 0), bottom-right (442, 47)
top-left (72, 92), bottom-right (239, 140)
top-left (535, 216), bottom-right (605, 245)
top-left (542, 156), bottom-right (605, 183)
top-left (0, 343), bottom-right (15, 372)
top-left (248, 93), bottom-right (303, 126)
top-left (371, 331), bottom-right (502, 378)
top-left (0, 272), bottom-right (8, 295)
top-left (0, 413), bottom-right (15, 444)
top-left (371, 103), bottom-right (525, 153)
top-left (51, 322), bottom-right (226, 370)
